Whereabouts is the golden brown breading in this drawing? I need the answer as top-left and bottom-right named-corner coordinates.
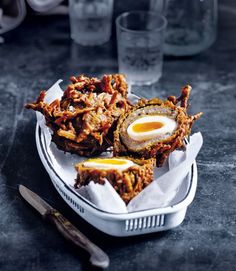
top-left (25, 74), bottom-right (131, 156)
top-left (75, 157), bottom-right (155, 204)
top-left (113, 85), bottom-right (202, 166)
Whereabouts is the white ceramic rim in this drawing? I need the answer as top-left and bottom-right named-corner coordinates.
top-left (35, 123), bottom-right (197, 220)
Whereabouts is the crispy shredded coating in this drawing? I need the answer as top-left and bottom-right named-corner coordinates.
top-left (75, 157), bottom-right (156, 204)
top-left (114, 85), bottom-right (203, 166)
top-left (25, 74), bottom-right (131, 156)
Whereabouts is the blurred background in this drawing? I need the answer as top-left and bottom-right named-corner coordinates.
top-left (0, 0), bottom-right (226, 86)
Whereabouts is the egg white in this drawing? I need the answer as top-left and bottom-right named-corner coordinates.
top-left (127, 115), bottom-right (177, 141)
top-left (83, 158), bottom-right (135, 170)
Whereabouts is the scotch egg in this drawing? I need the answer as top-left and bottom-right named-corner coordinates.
top-left (127, 115), bottom-right (177, 141)
top-left (75, 156), bottom-right (156, 204)
top-left (113, 85), bottom-right (202, 166)
top-left (114, 103), bottom-right (179, 154)
top-left (82, 157), bottom-right (135, 170)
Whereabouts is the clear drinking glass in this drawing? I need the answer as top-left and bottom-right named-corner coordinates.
top-left (116, 11), bottom-right (167, 86)
top-left (69, 0), bottom-right (113, 46)
top-left (150, 0), bottom-right (218, 56)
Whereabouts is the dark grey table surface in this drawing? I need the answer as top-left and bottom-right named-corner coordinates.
top-left (0, 1), bottom-right (235, 271)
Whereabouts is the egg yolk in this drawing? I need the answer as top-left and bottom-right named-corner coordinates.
top-left (86, 158), bottom-right (127, 165)
top-left (132, 122), bottom-right (164, 133)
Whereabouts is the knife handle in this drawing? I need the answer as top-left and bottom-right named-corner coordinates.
top-left (45, 209), bottom-right (109, 269)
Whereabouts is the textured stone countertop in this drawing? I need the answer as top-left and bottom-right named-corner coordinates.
top-left (0, 1), bottom-right (235, 271)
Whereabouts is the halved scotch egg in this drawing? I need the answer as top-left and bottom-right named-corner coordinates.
top-left (75, 157), bottom-right (155, 204)
top-left (114, 85), bottom-right (202, 166)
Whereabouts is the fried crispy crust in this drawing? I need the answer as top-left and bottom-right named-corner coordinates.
top-left (75, 157), bottom-right (155, 204)
top-left (114, 85), bottom-right (203, 166)
top-left (25, 74), bottom-right (130, 156)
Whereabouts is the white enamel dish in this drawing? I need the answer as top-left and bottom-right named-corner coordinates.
top-left (35, 121), bottom-right (198, 237)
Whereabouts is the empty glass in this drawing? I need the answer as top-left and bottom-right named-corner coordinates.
top-left (116, 11), bottom-right (167, 86)
top-left (69, 0), bottom-right (113, 46)
top-left (150, 0), bottom-right (218, 56)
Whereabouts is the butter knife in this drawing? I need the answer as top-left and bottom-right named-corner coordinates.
top-left (19, 185), bottom-right (109, 269)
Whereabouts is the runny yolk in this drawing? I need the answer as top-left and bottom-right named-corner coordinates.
top-left (132, 122), bottom-right (164, 133)
top-left (86, 158), bottom-right (127, 165)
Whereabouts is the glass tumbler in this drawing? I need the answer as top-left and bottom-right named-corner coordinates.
top-left (69, 0), bottom-right (113, 46)
top-left (116, 11), bottom-right (167, 86)
top-left (150, 0), bottom-right (218, 56)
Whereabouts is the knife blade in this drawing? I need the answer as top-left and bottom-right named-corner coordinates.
top-left (19, 185), bottom-right (109, 269)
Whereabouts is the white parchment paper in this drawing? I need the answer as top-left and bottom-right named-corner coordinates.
top-left (36, 80), bottom-right (203, 214)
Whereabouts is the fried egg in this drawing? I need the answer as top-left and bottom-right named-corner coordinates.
top-left (127, 115), bottom-right (177, 141)
top-left (83, 158), bottom-right (135, 170)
